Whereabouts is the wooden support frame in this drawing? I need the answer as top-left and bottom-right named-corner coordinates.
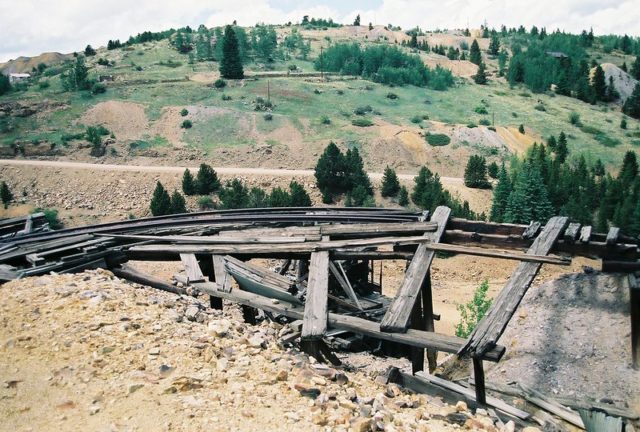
top-left (301, 237), bottom-right (330, 341)
top-left (459, 216), bottom-right (569, 357)
top-left (381, 206), bottom-right (451, 333)
top-left (630, 273), bottom-right (640, 370)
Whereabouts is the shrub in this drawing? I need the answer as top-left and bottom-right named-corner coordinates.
top-left (467, 122), bottom-right (477, 128)
top-left (352, 118), bottom-right (373, 127)
top-left (196, 163), bottom-right (221, 194)
top-left (569, 111), bottom-right (581, 125)
top-left (180, 108), bottom-right (189, 116)
top-left (386, 92), bottom-right (399, 100)
top-left (398, 186), bottom-right (409, 206)
top-left (487, 161), bottom-right (499, 179)
top-left (38, 81), bottom-right (50, 89)
top-left (264, 113), bottom-right (273, 121)
top-left (320, 115), bottom-right (331, 125)
top-left (181, 120), bottom-right (193, 129)
top-left (518, 124), bottom-right (525, 134)
top-left (198, 196), bottom-right (216, 210)
top-left (1, 182), bottom-right (13, 209)
top-left (354, 105), bottom-right (373, 115)
top-left (534, 103), bottom-right (546, 112)
top-left (426, 133), bottom-right (451, 146)
top-left (381, 166), bottom-right (401, 197)
top-left (488, 126), bottom-right (496, 131)
top-left (214, 79), bottom-right (227, 88)
top-left (336, 89), bottom-right (344, 95)
top-left (621, 117), bottom-right (627, 129)
top-left (410, 115), bottom-right (423, 124)
top-left (35, 208), bottom-right (63, 230)
top-left (455, 280), bottom-right (493, 338)
top-left (91, 82), bottom-right (107, 94)
top-left (474, 106), bottom-right (488, 114)
top-left (479, 118), bottom-right (491, 126)
top-left (221, 94), bottom-right (232, 101)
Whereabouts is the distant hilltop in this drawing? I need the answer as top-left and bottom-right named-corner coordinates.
top-left (0, 52), bottom-right (71, 75)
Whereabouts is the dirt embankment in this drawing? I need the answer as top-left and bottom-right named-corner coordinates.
top-left (0, 270), bottom-right (512, 431)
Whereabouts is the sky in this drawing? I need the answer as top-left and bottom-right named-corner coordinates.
top-left (1, 0), bottom-right (639, 63)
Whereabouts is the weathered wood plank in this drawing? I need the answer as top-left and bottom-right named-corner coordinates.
top-left (630, 273), bottom-right (640, 370)
top-left (579, 225), bottom-right (592, 243)
top-left (212, 255), bottom-right (231, 293)
top-left (380, 206), bottom-right (451, 333)
top-left (301, 249), bottom-right (330, 340)
top-left (522, 221), bottom-right (541, 239)
top-left (422, 271), bottom-right (437, 373)
top-left (329, 261), bottom-right (362, 310)
top-left (193, 281), bottom-right (505, 361)
top-left (606, 227), bottom-right (620, 246)
top-left (179, 253), bottom-right (205, 282)
top-left (458, 216), bottom-right (568, 357)
top-left (564, 222), bottom-right (581, 244)
top-left (111, 264), bottom-right (187, 295)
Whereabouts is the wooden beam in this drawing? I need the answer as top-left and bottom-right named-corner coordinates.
top-left (564, 223), bottom-right (581, 244)
top-left (180, 253), bottom-right (205, 282)
top-left (522, 221), bottom-right (541, 239)
top-left (212, 255), bottom-right (231, 293)
top-left (193, 281), bottom-right (505, 361)
top-left (111, 263), bottom-right (187, 295)
top-left (329, 261), bottom-right (362, 310)
top-left (630, 273), bottom-right (640, 370)
top-left (381, 206), bottom-right (451, 333)
top-left (606, 227), bottom-right (620, 246)
top-left (473, 357), bottom-right (487, 406)
top-left (301, 248), bottom-right (330, 340)
top-left (422, 242), bottom-right (570, 265)
top-left (579, 225), bottom-right (592, 243)
top-left (458, 216), bottom-right (568, 357)
top-left (422, 271), bottom-right (437, 373)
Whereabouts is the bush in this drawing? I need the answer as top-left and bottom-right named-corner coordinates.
top-left (352, 118), bottom-right (373, 127)
top-left (214, 79), bottom-right (227, 88)
top-left (180, 108), bottom-right (189, 116)
top-left (488, 161), bottom-right (499, 178)
top-left (198, 196), bottom-right (216, 210)
top-left (479, 118), bottom-right (491, 126)
top-left (264, 113), bottom-right (273, 121)
top-left (38, 81), bottom-right (50, 89)
top-left (91, 82), bottom-right (107, 94)
top-left (221, 94), bottom-right (232, 101)
top-left (464, 155), bottom-right (491, 189)
top-left (426, 133), bottom-right (451, 146)
top-left (354, 105), bottom-right (373, 115)
top-left (35, 208), bottom-right (63, 230)
top-left (455, 280), bottom-right (493, 338)
top-left (320, 115), bottom-right (331, 125)
top-left (386, 92), bottom-right (399, 100)
top-left (621, 117), bottom-right (627, 129)
top-left (410, 115), bottom-right (423, 124)
top-left (534, 103), bottom-right (546, 112)
top-left (569, 111), bottom-right (581, 125)
top-left (181, 120), bottom-right (193, 129)
top-left (518, 124), bottom-right (525, 134)
top-left (474, 106), bottom-right (488, 114)
top-left (467, 122), bottom-right (477, 128)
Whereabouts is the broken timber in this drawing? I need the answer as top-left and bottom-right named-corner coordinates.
top-left (380, 206), bottom-right (451, 333)
top-left (301, 242), bottom-right (330, 340)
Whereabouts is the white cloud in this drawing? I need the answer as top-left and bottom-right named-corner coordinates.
top-left (0, 0), bottom-right (638, 63)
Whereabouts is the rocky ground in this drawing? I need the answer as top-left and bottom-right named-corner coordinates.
top-left (0, 270), bottom-right (532, 432)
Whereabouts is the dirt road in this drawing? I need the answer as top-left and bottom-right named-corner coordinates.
top-left (0, 159), bottom-right (464, 184)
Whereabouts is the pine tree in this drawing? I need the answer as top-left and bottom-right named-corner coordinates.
top-left (409, 33), bottom-right (418, 48)
top-left (315, 142), bottom-right (347, 200)
top-left (169, 190), bottom-right (187, 214)
top-left (398, 186), bottom-right (409, 207)
top-left (220, 25), bottom-right (244, 79)
top-left (1, 181), bottom-right (13, 209)
top-left (591, 64), bottom-right (607, 101)
top-left (196, 163), bottom-right (221, 195)
top-left (556, 132), bottom-right (568, 163)
top-left (150, 182), bottom-right (172, 216)
top-left (84, 45), bottom-right (96, 56)
top-left (353, 14), bottom-right (361, 26)
top-left (464, 155), bottom-right (491, 188)
top-left (489, 164), bottom-right (511, 222)
top-left (469, 39), bottom-right (482, 65)
top-left (0, 74), bottom-right (11, 96)
top-left (503, 163), bottom-right (553, 224)
top-left (219, 179), bottom-right (249, 209)
top-left (268, 187), bottom-right (291, 207)
top-left (488, 161), bottom-right (499, 179)
top-left (182, 169), bottom-right (196, 195)
top-left (497, 49), bottom-right (508, 77)
top-left (621, 117), bottom-right (627, 129)
top-left (345, 148), bottom-right (372, 194)
top-left (623, 83), bottom-right (640, 120)
top-left (473, 61), bottom-right (488, 85)
top-left (619, 151), bottom-right (638, 188)
top-left (631, 56), bottom-right (640, 80)
top-left (288, 181), bottom-right (312, 206)
top-left (488, 35), bottom-right (500, 55)
top-left (381, 166), bottom-right (401, 197)
top-left (621, 62), bottom-right (628, 73)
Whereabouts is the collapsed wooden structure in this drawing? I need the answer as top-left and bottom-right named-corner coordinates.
top-left (0, 206), bottom-right (638, 412)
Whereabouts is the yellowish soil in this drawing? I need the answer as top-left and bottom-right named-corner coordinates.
top-left (80, 101), bottom-right (149, 141)
top-left (496, 126), bottom-right (541, 155)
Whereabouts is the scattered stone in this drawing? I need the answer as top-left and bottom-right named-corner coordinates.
top-left (184, 306), bottom-right (200, 322)
top-left (455, 400), bottom-right (468, 412)
top-left (88, 404), bottom-right (100, 415)
top-left (276, 370), bottom-right (288, 382)
top-left (128, 383), bottom-right (144, 394)
top-left (294, 382), bottom-right (321, 398)
top-left (149, 347), bottom-right (160, 356)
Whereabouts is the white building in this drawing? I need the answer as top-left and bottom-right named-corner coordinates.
top-left (9, 73), bottom-right (31, 84)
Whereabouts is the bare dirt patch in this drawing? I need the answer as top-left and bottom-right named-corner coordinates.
top-left (496, 126), bottom-right (540, 155)
top-left (150, 106), bottom-right (186, 147)
top-left (80, 101), bottom-right (149, 141)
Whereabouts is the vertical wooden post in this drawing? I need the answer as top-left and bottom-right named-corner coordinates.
top-left (410, 292), bottom-right (424, 373)
top-left (630, 274), bottom-right (640, 370)
top-left (422, 270), bottom-right (437, 372)
top-left (472, 357), bottom-right (487, 406)
top-left (197, 255), bottom-right (222, 310)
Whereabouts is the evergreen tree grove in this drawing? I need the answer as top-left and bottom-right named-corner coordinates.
top-left (464, 155), bottom-right (491, 189)
top-left (489, 164), bottom-right (511, 222)
top-left (196, 164), bottom-right (221, 195)
top-left (623, 83), bottom-right (640, 120)
top-left (469, 39), bottom-right (482, 65)
top-left (591, 64), bottom-right (606, 101)
top-left (220, 25), bottom-right (244, 79)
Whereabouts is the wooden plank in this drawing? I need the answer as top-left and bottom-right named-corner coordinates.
top-left (409, 295), bottom-right (425, 373)
top-left (519, 384), bottom-right (585, 429)
top-left (332, 250), bottom-right (414, 260)
top-left (194, 281), bottom-right (505, 361)
top-left (422, 271), bottom-right (437, 373)
top-left (473, 357), bottom-right (487, 406)
top-left (606, 227), bottom-right (620, 246)
top-left (329, 261), bottom-right (362, 310)
top-left (423, 242), bottom-right (570, 265)
top-left (212, 255), bottom-right (231, 293)
top-left (459, 216), bottom-right (568, 357)
top-left (564, 223), bottom-right (581, 244)
top-left (579, 226), bottom-right (592, 243)
top-left (415, 372), bottom-right (530, 419)
top-left (381, 206), bottom-right (451, 333)
top-left (630, 274), bottom-right (640, 370)
top-left (522, 221), bottom-right (541, 239)
top-left (180, 253), bottom-right (205, 282)
top-left (301, 249), bottom-right (330, 340)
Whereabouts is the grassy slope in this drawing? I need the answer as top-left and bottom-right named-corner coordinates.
top-left (1, 28), bottom-right (639, 171)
